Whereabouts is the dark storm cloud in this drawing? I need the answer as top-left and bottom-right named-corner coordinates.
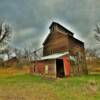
top-left (0, 0), bottom-right (100, 49)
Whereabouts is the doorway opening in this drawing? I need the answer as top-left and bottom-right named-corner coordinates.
top-left (56, 59), bottom-right (65, 77)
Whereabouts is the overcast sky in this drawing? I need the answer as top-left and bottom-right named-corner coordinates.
top-left (0, 0), bottom-right (100, 50)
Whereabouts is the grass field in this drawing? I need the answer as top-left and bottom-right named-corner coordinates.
top-left (0, 74), bottom-right (100, 100)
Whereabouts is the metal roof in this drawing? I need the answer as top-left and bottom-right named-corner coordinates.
top-left (41, 52), bottom-right (69, 60)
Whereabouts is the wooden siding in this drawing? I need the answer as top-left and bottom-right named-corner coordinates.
top-left (43, 30), bottom-right (68, 56)
top-left (35, 60), bottom-right (56, 78)
top-left (44, 60), bottom-right (56, 77)
top-left (68, 35), bottom-right (88, 74)
top-left (42, 22), bottom-right (88, 76)
top-left (68, 35), bottom-right (84, 55)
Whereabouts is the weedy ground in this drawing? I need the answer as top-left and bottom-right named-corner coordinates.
top-left (0, 73), bottom-right (100, 100)
top-left (0, 60), bottom-right (100, 100)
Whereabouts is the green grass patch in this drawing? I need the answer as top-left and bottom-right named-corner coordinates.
top-left (0, 74), bottom-right (100, 100)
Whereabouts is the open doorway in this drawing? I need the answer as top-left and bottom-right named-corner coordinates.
top-left (56, 59), bottom-right (65, 77)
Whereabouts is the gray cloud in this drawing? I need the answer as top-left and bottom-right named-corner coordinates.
top-left (0, 0), bottom-right (100, 49)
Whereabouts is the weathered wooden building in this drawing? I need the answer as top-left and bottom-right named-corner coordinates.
top-left (32, 22), bottom-right (88, 78)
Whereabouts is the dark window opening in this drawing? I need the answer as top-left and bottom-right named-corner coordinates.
top-left (56, 59), bottom-right (65, 77)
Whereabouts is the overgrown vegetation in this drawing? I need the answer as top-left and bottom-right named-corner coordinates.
top-left (87, 58), bottom-right (100, 74)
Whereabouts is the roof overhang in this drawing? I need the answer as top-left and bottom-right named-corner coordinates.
top-left (41, 52), bottom-right (69, 60)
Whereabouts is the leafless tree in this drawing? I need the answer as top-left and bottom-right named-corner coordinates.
top-left (13, 40), bottom-right (34, 67)
top-left (0, 20), bottom-right (12, 58)
top-left (94, 24), bottom-right (100, 41)
top-left (14, 48), bottom-right (22, 59)
top-left (12, 48), bottom-right (24, 68)
top-left (23, 41), bottom-right (34, 64)
top-left (4, 46), bottom-right (15, 59)
top-left (86, 48), bottom-right (97, 58)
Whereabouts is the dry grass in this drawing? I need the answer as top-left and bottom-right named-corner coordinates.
top-left (0, 73), bottom-right (100, 100)
top-left (0, 66), bottom-right (29, 77)
top-left (0, 60), bottom-right (99, 100)
top-left (86, 59), bottom-right (100, 74)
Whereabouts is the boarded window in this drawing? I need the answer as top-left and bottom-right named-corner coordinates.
top-left (45, 65), bottom-right (48, 74)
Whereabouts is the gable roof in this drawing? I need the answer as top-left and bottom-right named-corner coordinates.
top-left (43, 22), bottom-right (84, 45)
top-left (49, 22), bottom-right (74, 36)
top-left (43, 22), bottom-right (74, 45)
